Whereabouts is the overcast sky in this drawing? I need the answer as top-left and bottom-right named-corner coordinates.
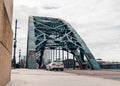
top-left (13, 0), bottom-right (120, 62)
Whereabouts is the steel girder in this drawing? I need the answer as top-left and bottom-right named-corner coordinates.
top-left (27, 16), bottom-right (100, 70)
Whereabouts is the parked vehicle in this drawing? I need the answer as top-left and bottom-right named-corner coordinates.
top-left (46, 61), bottom-right (64, 71)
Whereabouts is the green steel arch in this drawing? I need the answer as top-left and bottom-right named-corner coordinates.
top-left (27, 16), bottom-right (100, 70)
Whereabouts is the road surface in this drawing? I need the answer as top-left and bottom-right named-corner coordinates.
top-left (6, 69), bottom-right (120, 86)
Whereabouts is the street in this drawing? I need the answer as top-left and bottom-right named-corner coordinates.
top-left (6, 69), bottom-right (120, 86)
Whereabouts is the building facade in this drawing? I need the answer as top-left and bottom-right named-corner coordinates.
top-left (0, 0), bottom-right (13, 85)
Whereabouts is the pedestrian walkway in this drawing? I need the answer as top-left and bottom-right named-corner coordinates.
top-left (6, 69), bottom-right (120, 86)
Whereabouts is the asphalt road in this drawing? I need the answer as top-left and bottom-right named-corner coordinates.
top-left (6, 69), bottom-right (120, 86)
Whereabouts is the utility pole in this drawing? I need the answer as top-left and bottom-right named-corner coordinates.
top-left (13, 19), bottom-right (18, 69)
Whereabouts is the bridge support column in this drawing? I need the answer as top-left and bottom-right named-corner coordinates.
top-left (62, 50), bottom-right (64, 61)
top-left (73, 55), bottom-right (75, 69)
top-left (67, 51), bottom-right (69, 68)
top-left (38, 49), bottom-right (45, 68)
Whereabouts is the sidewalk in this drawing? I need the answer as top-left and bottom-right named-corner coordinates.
top-left (6, 69), bottom-right (120, 86)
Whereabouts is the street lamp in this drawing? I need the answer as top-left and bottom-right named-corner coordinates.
top-left (13, 19), bottom-right (18, 69)
top-left (19, 49), bottom-right (21, 68)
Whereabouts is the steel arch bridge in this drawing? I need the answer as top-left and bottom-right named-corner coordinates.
top-left (27, 16), bottom-right (100, 70)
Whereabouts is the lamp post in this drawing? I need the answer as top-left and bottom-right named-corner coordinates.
top-left (13, 19), bottom-right (18, 69)
top-left (19, 49), bottom-right (21, 68)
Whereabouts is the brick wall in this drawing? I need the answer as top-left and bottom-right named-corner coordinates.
top-left (0, 0), bottom-right (13, 85)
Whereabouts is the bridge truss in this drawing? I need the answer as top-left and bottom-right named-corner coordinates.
top-left (27, 16), bottom-right (100, 70)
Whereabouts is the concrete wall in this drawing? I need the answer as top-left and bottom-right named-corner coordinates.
top-left (0, 0), bottom-right (13, 85)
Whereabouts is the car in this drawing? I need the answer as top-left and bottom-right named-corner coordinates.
top-left (46, 61), bottom-right (64, 71)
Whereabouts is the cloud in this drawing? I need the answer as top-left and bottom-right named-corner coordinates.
top-left (43, 6), bottom-right (60, 10)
